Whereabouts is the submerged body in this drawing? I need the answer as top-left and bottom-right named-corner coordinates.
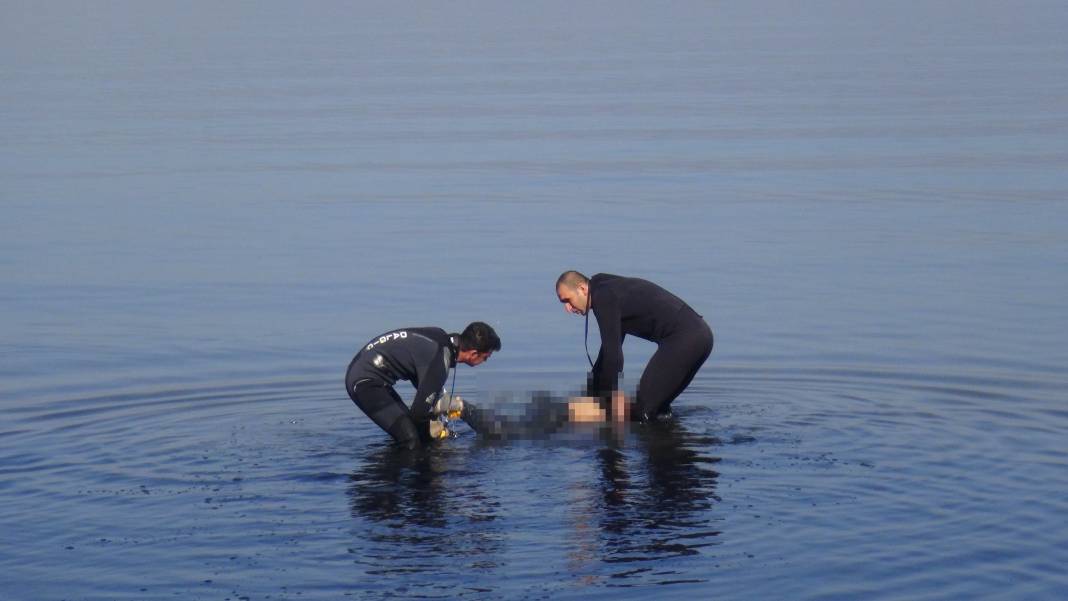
top-left (460, 393), bottom-right (620, 440)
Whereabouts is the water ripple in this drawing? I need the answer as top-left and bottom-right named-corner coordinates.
top-left (1, 360), bottom-right (1065, 599)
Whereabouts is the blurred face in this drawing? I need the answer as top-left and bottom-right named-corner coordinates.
top-left (557, 283), bottom-right (589, 316)
top-left (568, 397), bottom-right (605, 422)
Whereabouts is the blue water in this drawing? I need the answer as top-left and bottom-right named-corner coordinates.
top-left (3, 2), bottom-right (1067, 599)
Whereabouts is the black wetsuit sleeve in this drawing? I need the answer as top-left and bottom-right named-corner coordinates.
top-left (409, 346), bottom-right (449, 434)
top-left (592, 288), bottom-right (625, 395)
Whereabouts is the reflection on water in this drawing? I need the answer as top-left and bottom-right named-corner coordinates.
top-left (579, 420), bottom-right (722, 585)
top-left (346, 419), bottom-right (722, 591)
top-left (346, 442), bottom-right (505, 580)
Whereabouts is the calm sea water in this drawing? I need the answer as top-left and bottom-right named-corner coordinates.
top-left (3, 2), bottom-right (1067, 599)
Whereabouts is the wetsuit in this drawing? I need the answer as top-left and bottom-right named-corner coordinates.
top-left (345, 327), bottom-right (458, 449)
top-left (587, 274), bottom-right (713, 421)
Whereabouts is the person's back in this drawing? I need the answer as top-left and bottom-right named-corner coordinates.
top-left (588, 273), bottom-right (692, 343)
top-left (346, 327), bottom-right (454, 391)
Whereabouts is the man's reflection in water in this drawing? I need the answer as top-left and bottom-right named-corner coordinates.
top-left (346, 442), bottom-right (503, 578)
top-left (566, 418), bottom-right (722, 584)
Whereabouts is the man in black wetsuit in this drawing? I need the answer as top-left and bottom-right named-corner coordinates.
top-left (345, 322), bottom-right (501, 449)
top-left (555, 271), bottom-right (713, 422)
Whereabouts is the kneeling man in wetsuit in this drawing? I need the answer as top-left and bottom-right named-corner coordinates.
top-left (555, 271), bottom-right (713, 422)
top-left (345, 322), bottom-right (500, 449)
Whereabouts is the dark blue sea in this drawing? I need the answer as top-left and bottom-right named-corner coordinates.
top-left (3, 2), bottom-right (1067, 599)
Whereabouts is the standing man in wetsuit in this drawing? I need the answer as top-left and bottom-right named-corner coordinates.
top-left (555, 271), bottom-right (713, 422)
top-left (345, 322), bottom-right (500, 449)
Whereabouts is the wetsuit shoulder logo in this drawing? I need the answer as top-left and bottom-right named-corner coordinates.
top-left (365, 330), bottom-right (408, 351)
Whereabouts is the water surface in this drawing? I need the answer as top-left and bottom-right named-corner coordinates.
top-left (2, 2), bottom-right (1067, 599)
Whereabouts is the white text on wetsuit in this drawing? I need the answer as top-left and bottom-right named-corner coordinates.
top-left (365, 330), bottom-right (407, 351)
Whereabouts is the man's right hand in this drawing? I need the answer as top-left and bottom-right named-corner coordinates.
top-left (428, 421), bottom-right (450, 440)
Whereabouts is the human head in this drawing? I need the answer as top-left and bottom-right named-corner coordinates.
top-left (555, 270), bottom-right (590, 316)
top-left (457, 321), bottom-right (501, 366)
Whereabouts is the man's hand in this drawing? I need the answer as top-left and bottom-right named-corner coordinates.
top-left (445, 395), bottom-right (464, 420)
top-left (431, 393), bottom-right (465, 419)
top-left (428, 421), bottom-right (450, 440)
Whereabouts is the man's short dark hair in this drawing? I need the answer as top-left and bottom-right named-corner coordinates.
top-left (459, 322), bottom-right (501, 353)
top-left (556, 270), bottom-right (588, 290)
